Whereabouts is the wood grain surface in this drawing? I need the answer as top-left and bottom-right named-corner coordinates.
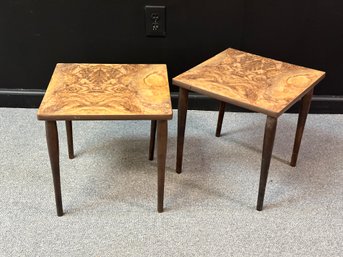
top-left (38, 64), bottom-right (172, 120)
top-left (173, 48), bottom-right (325, 116)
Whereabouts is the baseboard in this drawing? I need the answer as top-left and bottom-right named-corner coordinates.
top-left (0, 89), bottom-right (45, 108)
top-left (0, 89), bottom-right (342, 113)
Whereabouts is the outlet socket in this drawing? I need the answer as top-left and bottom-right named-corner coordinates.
top-left (145, 5), bottom-right (166, 37)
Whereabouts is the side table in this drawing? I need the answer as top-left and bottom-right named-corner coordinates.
top-left (38, 63), bottom-right (172, 216)
top-left (172, 48), bottom-right (325, 210)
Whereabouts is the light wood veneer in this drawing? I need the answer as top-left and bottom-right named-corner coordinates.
top-left (38, 64), bottom-right (172, 120)
top-left (173, 48), bottom-right (325, 117)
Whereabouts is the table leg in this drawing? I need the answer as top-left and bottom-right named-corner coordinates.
top-left (290, 89), bottom-right (314, 167)
top-left (157, 120), bottom-right (168, 213)
top-left (216, 101), bottom-right (226, 137)
top-left (65, 120), bottom-right (74, 159)
top-left (176, 88), bottom-right (189, 174)
top-left (149, 120), bottom-right (157, 160)
top-left (257, 116), bottom-right (277, 211)
top-left (45, 121), bottom-right (63, 216)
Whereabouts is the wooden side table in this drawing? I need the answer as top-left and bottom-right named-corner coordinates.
top-left (37, 63), bottom-right (172, 216)
top-left (172, 48), bottom-right (325, 210)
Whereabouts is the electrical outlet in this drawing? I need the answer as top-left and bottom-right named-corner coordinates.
top-left (145, 5), bottom-right (166, 37)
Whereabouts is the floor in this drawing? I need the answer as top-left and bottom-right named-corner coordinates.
top-left (0, 108), bottom-right (342, 256)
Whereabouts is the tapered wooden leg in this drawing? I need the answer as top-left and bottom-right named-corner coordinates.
top-left (157, 120), bottom-right (168, 213)
top-left (176, 88), bottom-right (189, 174)
top-left (149, 120), bottom-right (157, 160)
top-left (65, 120), bottom-right (74, 159)
top-left (45, 121), bottom-right (63, 216)
top-left (256, 116), bottom-right (277, 211)
top-left (290, 89), bottom-right (314, 167)
top-left (216, 101), bottom-right (226, 137)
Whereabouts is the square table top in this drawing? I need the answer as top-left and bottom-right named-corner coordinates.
top-left (38, 64), bottom-right (172, 120)
top-left (173, 48), bottom-right (325, 117)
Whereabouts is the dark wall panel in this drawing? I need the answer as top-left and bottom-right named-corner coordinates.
top-left (0, 0), bottom-right (342, 98)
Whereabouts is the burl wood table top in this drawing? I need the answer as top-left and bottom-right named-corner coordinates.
top-left (173, 48), bottom-right (325, 117)
top-left (38, 64), bottom-right (172, 120)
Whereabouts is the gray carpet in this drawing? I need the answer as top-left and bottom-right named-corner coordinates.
top-left (0, 108), bottom-right (342, 257)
